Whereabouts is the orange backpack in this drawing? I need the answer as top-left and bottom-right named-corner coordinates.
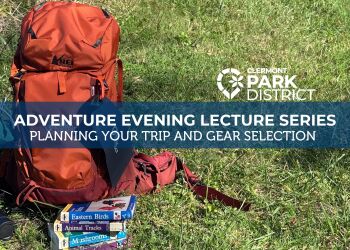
top-left (5, 1), bottom-right (123, 205)
top-left (1, 2), bottom-right (249, 211)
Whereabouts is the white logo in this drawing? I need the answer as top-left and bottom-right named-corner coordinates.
top-left (217, 68), bottom-right (244, 99)
top-left (217, 67), bottom-right (316, 101)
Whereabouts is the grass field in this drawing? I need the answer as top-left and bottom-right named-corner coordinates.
top-left (0, 0), bottom-right (350, 249)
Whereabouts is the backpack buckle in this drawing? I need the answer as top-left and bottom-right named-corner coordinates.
top-left (103, 80), bottom-right (109, 91)
top-left (91, 77), bottom-right (109, 100)
top-left (138, 162), bottom-right (147, 175)
top-left (12, 70), bottom-right (25, 81)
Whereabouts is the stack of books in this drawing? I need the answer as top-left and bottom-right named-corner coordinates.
top-left (48, 195), bottom-right (137, 250)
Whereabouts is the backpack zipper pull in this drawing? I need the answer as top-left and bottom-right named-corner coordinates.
top-left (57, 72), bottom-right (67, 94)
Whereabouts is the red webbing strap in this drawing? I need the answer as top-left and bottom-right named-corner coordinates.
top-left (16, 180), bottom-right (38, 206)
top-left (116, 58), bottom-right (123, 102)
top-left (177, 158), bottom-right (251, 211)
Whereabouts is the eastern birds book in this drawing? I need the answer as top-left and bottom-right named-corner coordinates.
top-left (48, 224), bottom-right (127, 249)
top-left (53, 220), bottom-right (126, 233)
top-left (60, 196), bottom-right (137, 222)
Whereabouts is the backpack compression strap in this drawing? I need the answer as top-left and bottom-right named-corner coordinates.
top-left (116, 58), bottom-right (123, 102)
top-left (176, 157), bottom-right (251, 211)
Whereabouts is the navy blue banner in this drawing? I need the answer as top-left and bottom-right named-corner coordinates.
top-left (0, 101), bottom-right (348, 148)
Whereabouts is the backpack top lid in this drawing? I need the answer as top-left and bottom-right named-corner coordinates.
top-left (18, 1), bottom-right (120, 72)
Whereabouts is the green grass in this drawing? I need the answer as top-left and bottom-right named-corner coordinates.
top-left (0, 0), bottom-right (350, 249)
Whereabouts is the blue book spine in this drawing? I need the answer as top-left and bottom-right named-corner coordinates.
top-left (60, 195), bottom-right (137, 222)
top-left (69, 232), bottom-right (111, 248)
top-left (68, 211), bottom-right (117, 222)
top-left (67, 211), bottom-right (133, 221)
top-left (69, 232), bottom-right (127, 248)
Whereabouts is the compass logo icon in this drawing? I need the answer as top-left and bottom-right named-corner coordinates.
top-left (217, 68), bottom-right (244, 99)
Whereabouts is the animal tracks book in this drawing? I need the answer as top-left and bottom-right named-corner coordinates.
top-left (53, 220), bottom-right (126, 232)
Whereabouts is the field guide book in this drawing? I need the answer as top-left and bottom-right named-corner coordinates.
top-left (50, 235), bottom-right (127, 250)
top-left (60, 195), bottom-right (137, 222)
top-left (71, 238), bottom-right (127, 250)
top-left (48, 224), bottom-right (127, 249)
top-left (53, 220), bottom-right (126, 232)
